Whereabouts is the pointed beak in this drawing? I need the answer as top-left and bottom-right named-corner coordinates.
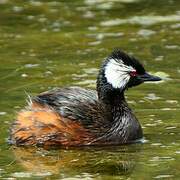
top-left (137, 72), bottom-right (162, 82)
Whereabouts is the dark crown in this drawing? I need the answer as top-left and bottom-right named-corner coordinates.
top-left (108, 49), bottom-right (145, 74)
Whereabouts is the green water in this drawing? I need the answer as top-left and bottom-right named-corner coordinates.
top-left (0, 0), bottom-right (179, 179)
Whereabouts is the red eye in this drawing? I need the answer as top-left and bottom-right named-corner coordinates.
top-left (130, 71), bottom-right (138, 77)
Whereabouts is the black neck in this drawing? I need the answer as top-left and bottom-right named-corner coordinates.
top-left (96, 69), bottom-right (143, 144)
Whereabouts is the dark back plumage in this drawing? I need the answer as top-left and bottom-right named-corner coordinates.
top-left (34, 87), bottom-right (111, 135)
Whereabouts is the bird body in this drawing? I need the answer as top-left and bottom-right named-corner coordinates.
top-left (9, 50), bottom-right (161, 146)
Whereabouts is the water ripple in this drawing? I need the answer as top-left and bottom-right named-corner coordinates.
top-left (100, 14), bottom-right (180, 26)
top-left (154, 174), bottom-right (174, 179)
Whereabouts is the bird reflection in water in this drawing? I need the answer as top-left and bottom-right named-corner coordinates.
top-left (11, 145), bottom-right (142, 178)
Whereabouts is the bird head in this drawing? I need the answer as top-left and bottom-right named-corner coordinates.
top-left (102, 49), bottom-right (161, 92)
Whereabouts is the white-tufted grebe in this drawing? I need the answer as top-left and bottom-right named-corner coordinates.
top-left (9, 49), bottom-right (161, 146)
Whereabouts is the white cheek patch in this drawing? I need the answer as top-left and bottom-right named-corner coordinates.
top-left (105, 59), bottom-right (135, 89)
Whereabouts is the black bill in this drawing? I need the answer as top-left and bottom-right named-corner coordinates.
top-left (137, 72), bottom-right (162, 82)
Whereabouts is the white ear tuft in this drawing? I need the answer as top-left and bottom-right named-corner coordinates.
top-left (104, 59), bottom-right (135, 89)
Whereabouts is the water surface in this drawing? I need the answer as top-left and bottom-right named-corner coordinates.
top-left (0, 0), bottom-right (179, 179)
